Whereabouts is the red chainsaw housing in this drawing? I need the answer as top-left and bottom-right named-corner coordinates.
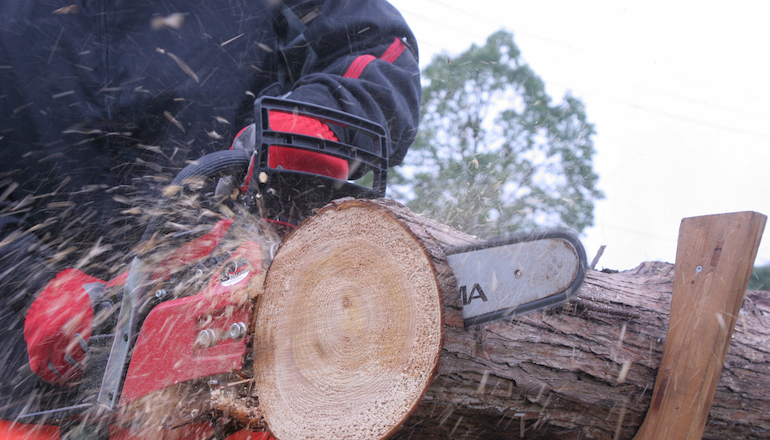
top-left (0, 420), bottom-right (273, 440)
top-left (3, 218), bottom-right (272, 439)
top-left (120, 239), bottom-right (262, 405)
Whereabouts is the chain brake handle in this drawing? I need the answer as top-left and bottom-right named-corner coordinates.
top-left (249, 96), bottom-right (390, 221)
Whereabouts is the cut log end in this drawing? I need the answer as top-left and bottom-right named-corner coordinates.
top-left (253, 200), bottom-right (444, 439)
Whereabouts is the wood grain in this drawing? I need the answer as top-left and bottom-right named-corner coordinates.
top-left (253, 199), bottom-right (459, 440)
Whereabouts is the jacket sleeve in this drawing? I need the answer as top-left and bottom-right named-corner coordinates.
top-left (0, 217), bottom-right (57, 317)
top-left (275, 0), bottom-right (421, 167)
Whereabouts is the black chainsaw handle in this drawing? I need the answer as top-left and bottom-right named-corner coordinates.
top-left (140, 149), bottom-right (250, 245)
top-left (253, 96), bottom-right (390, 196)
top-left (169, 149), bottom-right (250, 187)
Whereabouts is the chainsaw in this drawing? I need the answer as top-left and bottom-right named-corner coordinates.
top-left (9, 97), bottom-right (586, 438)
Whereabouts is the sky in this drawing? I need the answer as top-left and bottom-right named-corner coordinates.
top-left (387, 0), bottom-right (770, 271)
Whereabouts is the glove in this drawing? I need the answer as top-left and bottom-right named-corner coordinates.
top-left (229, 111), bottom-right (348, 180)
top-left (266, 110), bottom-right (348, 180)
top-left (24, 269), bottom-right (106, 387)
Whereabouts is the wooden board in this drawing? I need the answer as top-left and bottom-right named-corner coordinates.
top-left (634, 211), bottom-right (766, 440)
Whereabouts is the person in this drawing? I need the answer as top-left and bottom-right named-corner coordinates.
top-left (0, 0), bottom-right (421, 421)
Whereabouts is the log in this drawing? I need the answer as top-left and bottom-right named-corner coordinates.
top-left (398, 264), bottom-right (770, 440)
top-left (251, 199), bottom-right (770, 440)
top-left (253, 198), bottom-right (476, 439)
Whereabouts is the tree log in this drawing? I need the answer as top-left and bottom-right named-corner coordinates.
top-left (252, 198), bottom-right (770, 440)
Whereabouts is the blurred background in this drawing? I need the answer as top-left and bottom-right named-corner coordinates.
top-left (386, 0), bottom-right (770, 274)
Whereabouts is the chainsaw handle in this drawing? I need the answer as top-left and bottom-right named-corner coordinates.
top-left (140, 149), bottom-right (250, 245)
top-left (253, 96), bottom-right (390, 194)
top-left (170, 149), bottom-right (250, 187)
top-left (247, 97), bottom-right (391, 223)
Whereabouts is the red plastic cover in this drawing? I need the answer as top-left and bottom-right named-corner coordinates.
top-left (24, 269), bottom-right (103, 387)
top-left (120, 241), bottom-right (262, 405)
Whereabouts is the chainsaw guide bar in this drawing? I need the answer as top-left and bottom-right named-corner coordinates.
top-left (445, 231), bottom-right (587, 326)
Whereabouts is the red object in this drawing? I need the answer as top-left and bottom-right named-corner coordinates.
top-left (24, 219), bottom-right (236, 388)
top-left (267, 110), bottom-right (348, 180)
top-left (152, 218), bottom-right (235, 281)
top-left (0, 420), bottom-right (59, 440)
top-left (24, 269), bottom-right (104, 387)
top-left (108, 424), bottom-right (272, 440)
top-left (0, 421), bottom-right (272, 440)
top-left (120, 241), bottom-right (262, 405)
top-left (343, 54), bottom-right (376, 79)
top-left (380, 37), bottom-right (407, 63)
top-left (344, 37), bottom-right (407, 78)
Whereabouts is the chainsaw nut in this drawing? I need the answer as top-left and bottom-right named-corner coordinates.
top-left (195, 329), bottom-right (217, 349)
top-left (228, 322), bottom-right (248, 340)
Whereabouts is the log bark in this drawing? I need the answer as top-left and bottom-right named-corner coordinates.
top-left (251, 198), bottom-right (770, 440)
top-left (399, 263), bottom-right (770, 440)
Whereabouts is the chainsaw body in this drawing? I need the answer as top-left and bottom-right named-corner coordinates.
top-left (11, 221), bottom-right (268, 438)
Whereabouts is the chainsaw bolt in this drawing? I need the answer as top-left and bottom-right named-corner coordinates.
top-left (155, 289), bottom-right (168, 299)
top-left (195, 329), bottom-right (217, 349)
top-left (229, 322), bottom-right (248, 340)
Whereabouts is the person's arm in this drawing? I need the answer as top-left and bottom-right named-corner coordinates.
top-left (275, 0), bottom-right (421, 167)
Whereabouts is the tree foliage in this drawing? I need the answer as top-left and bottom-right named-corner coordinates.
top-left (390, 30), bottom-right (603, 237)
top-left (749, 264), bottom-right (770, 290)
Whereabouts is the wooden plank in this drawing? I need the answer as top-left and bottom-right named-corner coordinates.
top-left (634, 211), bottom-right (766, 440)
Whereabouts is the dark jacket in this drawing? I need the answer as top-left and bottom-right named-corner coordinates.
top-left (0, 0), bottom-right (420, 242)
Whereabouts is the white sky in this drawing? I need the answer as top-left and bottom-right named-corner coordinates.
top-left (387, 0), bottom-right (770, 270)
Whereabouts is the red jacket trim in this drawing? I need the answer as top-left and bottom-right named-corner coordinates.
top-left (380, 37), bottom-right (407, 63)
top-left (343, 37), bottom-right (407, 79)
top-left (343, 54), bottom-right (376, 79)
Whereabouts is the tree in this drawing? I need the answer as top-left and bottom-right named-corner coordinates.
top-left (389, 30), bottom-right (603, 237)
top-left (749, 264), bottom-right (770, 290)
